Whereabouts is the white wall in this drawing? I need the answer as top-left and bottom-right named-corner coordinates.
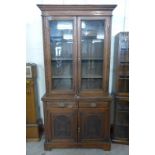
top-left (26, 0), bottom-right (129, 122)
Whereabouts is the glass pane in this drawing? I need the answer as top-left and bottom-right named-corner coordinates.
top-left (116, 102), bottom-right (129, 111)
top-left (52, 79), bottom-right (72, 90)
top-left (119, 63), bottom-right (129, 77)
top-left (81, 20), bottom-right (104, 90)
top-left (81, 60), bottom-right (102, 78)
top-left (81, 79), bottom-right (102, 89)
top-left (118, 32), bottom-right (129, 93)
top-left (52, 61), bottom-right (72, 77)
top-left (50, 20), bottom-right (73, 90)
top-left (116, 112), bottom-right (129, 125)
top-left (114, 126), bottom-right (129, 139)
top-left (118, 78), bottom-right (129, 92)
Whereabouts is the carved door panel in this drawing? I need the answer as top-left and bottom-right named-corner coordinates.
top-left (78, 108), bottom-right (110, 142)
top-left (47, 108), bottom-right (77, 143)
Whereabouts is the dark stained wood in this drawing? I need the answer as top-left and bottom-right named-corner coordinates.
top-left (37, 5), bottom-right (117, 11)
top-left (44, 141), bottom-right (111, 150)
top-left (77, 16), bottom-right (111, 96)
top-left (112, 32), bottom-right (129, 144)
top-left (46, 107), bottom-right (77, 143)
top-left (37, 5), bottom-right (117, 16)
top-left (38, 4), bottom-right (116, 151)
top-left (78, 108), bottom-right (110, 143)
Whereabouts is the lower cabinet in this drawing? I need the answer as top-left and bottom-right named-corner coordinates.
top-left (46, 108), bottom-right (77, 144)
top-left (43, 100), bottom-right (111, 150)
top-left (78, 108), bottom-right (110, 143)
top-left (112, 97), bottom-right (129, 144)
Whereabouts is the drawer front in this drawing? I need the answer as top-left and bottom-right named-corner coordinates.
top-left (46, 101), bottom-right (76, 108)
top-left (79, 101), bottom-right (109, 108)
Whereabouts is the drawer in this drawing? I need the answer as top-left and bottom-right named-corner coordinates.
top-left (79, 101), bottom-right (109, 108)
top-left (46, 101), bottom-right (76, 108)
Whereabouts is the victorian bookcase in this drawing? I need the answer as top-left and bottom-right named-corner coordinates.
top-left (112, 32), bottom-right (129, 144)
top-left (38, 5), bottom-right (116, 150)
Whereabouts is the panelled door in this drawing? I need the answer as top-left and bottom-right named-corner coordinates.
top-left (78, 108), bottom-right (110, 142)
top-left (46, 108), bottom-right (77, 143)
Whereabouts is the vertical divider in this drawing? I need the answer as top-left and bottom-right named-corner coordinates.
top-left (77, 17), bottom-right (81, 95)
top-left (73, 17), bottom-right (77, 94)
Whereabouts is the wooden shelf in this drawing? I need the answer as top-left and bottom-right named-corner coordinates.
top-left (52, 58), bottom-right (73, 61)
top-left (52, 76), bottom-right (72, 79)
top-left (82, 75), bottom-right (102, 78)
top-left (120, 61), bottom-right (129, 64)
top-left (115, 124), bottom-right (129, 127)
top-left (116, 110), bottom-right (129, 113)
top-left (81, 58), bottom-right (103, 61)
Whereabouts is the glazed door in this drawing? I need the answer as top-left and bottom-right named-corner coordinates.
top-left (117, 32), bottom-right (129, 94)
top-left (77, 17), bottom-right (111, 95)
top-left (45, 17), bottom-right (77, 94)
top-left (46, 108), bottom-right (77, 143)
top-left (78, 108), bottom-right (110, 142)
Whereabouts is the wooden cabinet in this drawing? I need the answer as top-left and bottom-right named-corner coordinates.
top-left (112, 32), bottom-right (129, 144)
top-left (38, 5), bottom-right (116, 150)
top-left (26, 63), bottom-right (43, 141)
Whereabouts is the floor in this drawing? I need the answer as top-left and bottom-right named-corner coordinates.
top-left (26, 138), bottom-right (129, 155)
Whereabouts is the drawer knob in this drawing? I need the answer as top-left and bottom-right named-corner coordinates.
top-left (91, 103), bottom-right (96, 107)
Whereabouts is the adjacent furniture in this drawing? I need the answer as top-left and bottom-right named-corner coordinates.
top-left (26, 63), bottom-right (43, 141)
top-left (112, 32), bottom-right (129, 144)
top-left (38, 5), bottom-right (116, 150)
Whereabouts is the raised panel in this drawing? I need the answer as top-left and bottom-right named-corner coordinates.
top-left (47, 108), bottom-right (77, 143)
top-left (78, 108), bottom-right (109, 142)
top-left (53, 115), bottom-right (71, 138)
top-left (83, 114), bottom-right (103, 138)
